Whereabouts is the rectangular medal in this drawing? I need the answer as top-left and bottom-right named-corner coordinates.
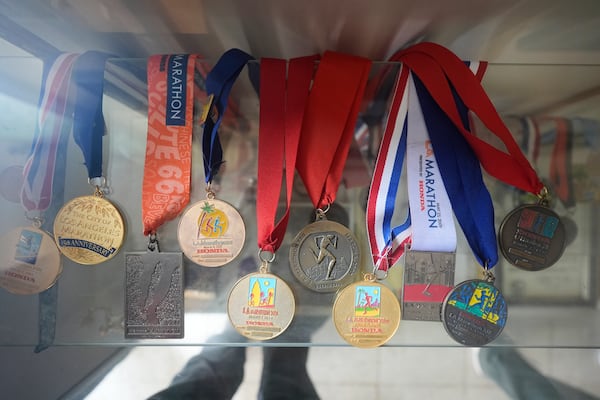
top-left (402, 249), bottom-right (455, 321)
top-left (125, 251), bottom-right (184, 339)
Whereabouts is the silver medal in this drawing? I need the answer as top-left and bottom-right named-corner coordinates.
top-left (125, 249), bottom-right (184, 339)
top-left (402, 249), bottom-right (455, 321)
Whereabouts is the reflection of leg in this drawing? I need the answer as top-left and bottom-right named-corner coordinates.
top-left (479, 347), bottom-right (599, 400)
top-left (259, 347), bottom-right (320, 400)
top-left (148, 330), bottom-right (247, 400)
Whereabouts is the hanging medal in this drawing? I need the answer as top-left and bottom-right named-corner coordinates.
top-left (291, 52), bottom-right (371, 293)
top-left (227, 56), bottom-right (314, 341)
top-left (406, 43), bottom-right (566, 271)
top-left (397, 44), bottom-right (508, 345)
top-left (400, 71), bottom-right (459, 321)
top-left (177, 49), bottom-right (252, 267)
top-left (53, 52), bottom-right (125, 265)
top-left (0, 54), bottom-right (77, 295)
top-left (124, 54), bottom-right (199, 339)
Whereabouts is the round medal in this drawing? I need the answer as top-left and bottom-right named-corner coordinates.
top-left (177, 198), bottom-right (245, 267)
top-left (289, 219), bottom-right (359, 292)
top-left (332, 278), bottom-right (401, 348)
top-left (441, 279), bottom-right (507, 346)
top-left (498, 204), bottom-right (566, 271)
top-left (53, 195), bottom-right (125, 265)
top-left (227, 272), bottom-right (295, 340)
top-left (0, 227), bottom-right (62, 295)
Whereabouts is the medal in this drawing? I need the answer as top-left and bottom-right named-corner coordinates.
top-left (228, 265), bottom-right (295, 340)
top-left (226, 57), bottom-right (313, 340)
top-left (54, 192), bottom-right (125, 265)
top-left (293, 52), bottom-right (372, 292)
top-left (498, 202), bottom-right (566, 271)
top-left (178, 195), bottom-right (245, 267)
top-left (125, 236), bottom-right (184, 339)
top-left (3, 54), bottom-right (81, 296)
top-left (131, 54), bottom-right (206, 339)
top-left (289, 214), bottom-right (359, 293)
top-left (332, 273), bottom-right (400, 348)
top-left (441, 276), bottom-right (507, 346)
top-left (56, 52), bottom-right (125, 265)
top-left (180, 49), bottom-right (254, 268)
top-left (402, 249), bottom-right (455, 321)
top-left (400, 72), bottom-right (459, 321)
top-left (0, 226), bottom-right (62, 295)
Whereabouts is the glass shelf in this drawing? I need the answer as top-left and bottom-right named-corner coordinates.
top-left (0, 59), bottom-right (599, 347)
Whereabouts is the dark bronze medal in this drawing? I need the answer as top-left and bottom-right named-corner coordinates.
top-left (289, 216), bottom-right (359, 293)
top-left (498, 204), bottom-right (566, 271)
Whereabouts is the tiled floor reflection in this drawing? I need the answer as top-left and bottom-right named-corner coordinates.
top-left (85, 346), bottom-right (600, 399)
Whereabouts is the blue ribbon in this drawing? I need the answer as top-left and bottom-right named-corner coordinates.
top-left (413, 73), bottom-right (498, 268)
top-left (203, 49), bottom-right (254, 184)
top-left (72, 51), bottom-right (111, 179)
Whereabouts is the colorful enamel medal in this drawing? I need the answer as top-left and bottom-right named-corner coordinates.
top-left (228, 254), bottom-right (295, 340)
top-left (498, 191), bottom-right (566, 271)
top-left (332, 273), bottom-right (400, 348)
top-left (442, 273), bottom-right (507, 346)
top-left (0, 54), bottom-right (81, 294)
top-left (177, 189), bottom-right (245, 267)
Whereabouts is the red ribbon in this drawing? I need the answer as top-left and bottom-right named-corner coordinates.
top-left (256, 56), bottom-right (316, 253)
top-left (296, 51), bottom-right (372, 209)
top-left (388, 43), bottom-right (544, 196)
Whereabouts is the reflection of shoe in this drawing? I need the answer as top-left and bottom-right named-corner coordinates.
top-left (471, 347), bottom-right (483, 376)
top-left (597, 350), bottom-right (600, 366)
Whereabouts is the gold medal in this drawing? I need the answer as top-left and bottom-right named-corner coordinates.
top-left (53, 194), bottom-right (125, 265)
top-left (0, 226), bottom-right (62, 295)
top-left (332, 273), bottom-right (401, 348)
top-left (227, 270), bottom-right (295, 341)
top-left (177, 198), bottom-right (245, 267)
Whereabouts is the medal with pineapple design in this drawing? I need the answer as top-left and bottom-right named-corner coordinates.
top-left (177, 189), bottom-right (245, 267)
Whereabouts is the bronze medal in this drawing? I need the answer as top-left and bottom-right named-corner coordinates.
top-left (227, 272), bottom-right (295, 340)
top-left (0, 226), bottom-right (62, 295)
top-left (53, 195), bottom-right (125, 265)
top-left (441, 279), bottom-right (508, 346)
top-left (177, 198), bottom-right (245, 267)
top-left (289, 219), bottom-right (359, 292)
top-left (332, 274), bottom-right (401, 348)
top-left (498, 204), bottom-right (566, 271)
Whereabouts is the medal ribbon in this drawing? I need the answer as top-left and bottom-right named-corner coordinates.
top-left (406, 73), bottom-right (456, 252)
top-left (202, 49), bottom-right (254, 184)
top-left (21, 53), bottom-right (79, 213)
top-left (367, 60), bottom-right (492, 271)
top-left (412, 67), bottom-right (498, 268)
top-left (71, 51), bottom-right (111, 180)
top-left (257, 56), bottom-right (316, 253)
top-left (391, 42), bottom-right (544, 196)
top-left (296, 51), bottom-right (372, 209)
top-left (142, 54), bottom-right (197, 235)
top-left (22, 54), bottom-right (79, 352)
